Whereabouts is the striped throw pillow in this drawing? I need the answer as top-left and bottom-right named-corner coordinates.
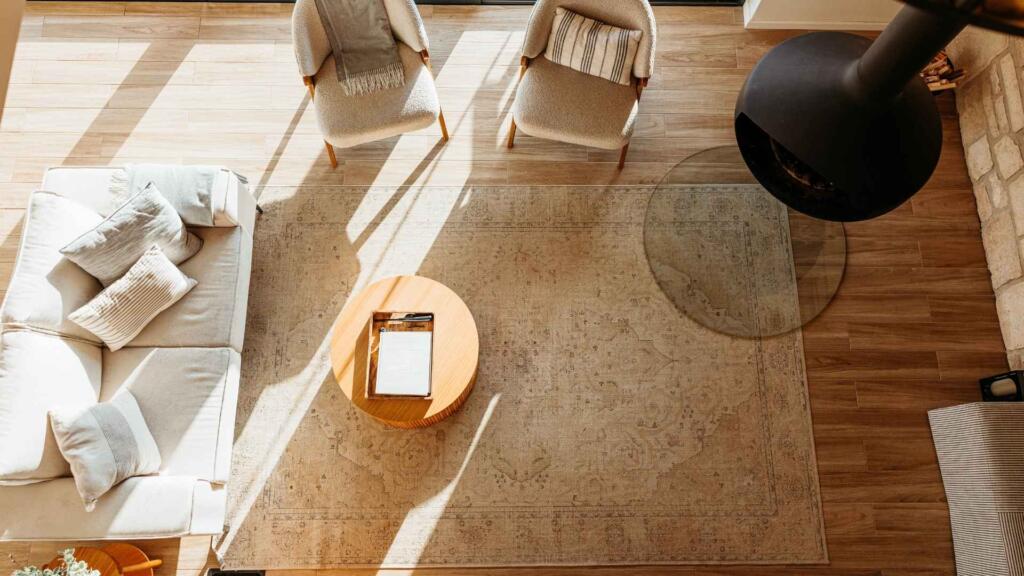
top-left (543, 7), bottom-right (642, 86)
top-left (68, 246), bottom-right (197, 351)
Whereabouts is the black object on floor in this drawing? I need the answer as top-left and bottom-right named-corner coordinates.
top-left (208, 570), bottom-right (265, 576)
top-left (735, 3), bottom-right (967, 222)
top-left (981, 371), bottom-right (1024, 402)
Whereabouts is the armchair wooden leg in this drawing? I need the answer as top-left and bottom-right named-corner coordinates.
top-left (439, 109), bottom-right (450, 142)
top-left (324, 140), bottom-right (338, 168)
top-left (507, 119), bottom-right (518, 149)
top-left (618, 143), bottom-right (630, 170)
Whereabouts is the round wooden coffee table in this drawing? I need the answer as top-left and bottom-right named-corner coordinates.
top-left (329, 275), bottom-right (479, 428)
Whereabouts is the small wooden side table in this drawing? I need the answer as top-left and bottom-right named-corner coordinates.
top-left (329, 275), bottom-right (479, 428)
top-left (44, 544), bottom-right (161, 576)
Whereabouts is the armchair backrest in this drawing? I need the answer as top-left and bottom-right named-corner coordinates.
top-left (522, 0), bottom-right (657, 80)
top-left (291, 0), bottom-right (431, 78)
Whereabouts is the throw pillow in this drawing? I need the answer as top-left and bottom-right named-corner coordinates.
top-left (113, 165), bottom-right (222, 227)
top-left (68, 246), bottom-right (197, 351)
top-left (544, 7), bottom-right (642, 86)
top-left (49, 390), bottom-right (161, 510)
top-left (60, 183), bottom-right (202, 287)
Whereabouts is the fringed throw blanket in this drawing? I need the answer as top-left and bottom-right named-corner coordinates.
top-left (312, 0), bottom-right (405, 96)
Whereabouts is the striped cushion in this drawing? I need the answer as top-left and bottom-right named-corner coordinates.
top-left (930, 403), bottom-right (1024, 576)
top-left (60, 182), bottom-right (203, 287)
top-left (49, 390), bottom-right (161, 510)
top-left (543, 7), bottom-right (642, 86)
top-left (68, 246), bottom-right (197, 351)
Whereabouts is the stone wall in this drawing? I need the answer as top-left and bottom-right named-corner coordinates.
top-left (954, 30), bottom-right (1024, 368)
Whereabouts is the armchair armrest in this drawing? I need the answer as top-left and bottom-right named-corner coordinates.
top-left (383, 0), bottom-right (429, 53)
top-left (292, 0), bottom-right (332, 78)
top-left (522, 0), bottom-right (558, 59)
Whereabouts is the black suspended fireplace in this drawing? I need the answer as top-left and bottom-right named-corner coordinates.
top-left (735, 0), bottom-right (1024, 222)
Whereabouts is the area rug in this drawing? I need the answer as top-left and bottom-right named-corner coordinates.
top-left (218, 184), bottom-right (828, 568)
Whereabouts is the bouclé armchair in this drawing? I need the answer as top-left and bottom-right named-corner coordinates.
top-left (292, 0), bottom-right (449, 168)
top-left (507, 0), bottom-right (657, 169)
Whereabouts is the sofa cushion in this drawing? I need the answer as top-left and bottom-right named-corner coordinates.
top-left (42, 167), bottom-right (253, 229)
top-left (513, 55), bottom-right (639, 150)
top-left (101, 347), bottom-right (240, 482)
top-left (0, 476), bottom-right (199, 540)
top-left (69, 246), bottom-right (198, 351)
top-left (313, 42), bottom-right (439, 149)
top-left (50, 390), bottom-right (162, 510)
top-left (60, 183), bottom-right (203, 287)
top-left (123, 165), bottom-right (222, 227)
top-left (1, 191), bottom-right (104, 343)
top-left (0, 329), bottom-right (102, 483)
top-left (124, 226), bottom-right (251, 352)
top-left (41, 167), bottom-right (125, 218)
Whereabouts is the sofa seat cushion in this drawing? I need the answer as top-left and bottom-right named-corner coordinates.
top-left (0, 476), bottom-right (200, 540)
top-left (513, 55), bottom-right (639, 150)
top-left (314, 42), bottom-right (439, 149)
top-left (2, 191), bottom-right (104, 343)
top-left (0, 329), bottom-right (101, 483)
top-left (121, 226), bottom-right (251, 352)
top-left (101, 347), bottom-right (240, 482)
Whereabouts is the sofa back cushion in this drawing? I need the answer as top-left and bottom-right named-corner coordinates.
top-left (0, 329), bottom-right (101, 483)
top-left (120, 165), bottom-right (223, 227)
top-left (1, 191), bottom-right (104, 343)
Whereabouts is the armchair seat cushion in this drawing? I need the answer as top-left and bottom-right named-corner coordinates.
top-left (513, 55), bottom-right (639, 150)
top-left (313, 42), bottom-right (439, 149)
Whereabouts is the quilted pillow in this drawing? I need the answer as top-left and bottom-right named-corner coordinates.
top-left (544, 7), bottom-right (642, 86)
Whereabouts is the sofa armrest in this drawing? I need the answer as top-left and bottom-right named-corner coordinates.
top-left (212, 352), bottom-right (241, 485)
top-left (190, 481), bottom-right (229, 536)
top-left (212, 169), bottom-right (257, 234)
top-left (0, 476), bottom-right (206, 541)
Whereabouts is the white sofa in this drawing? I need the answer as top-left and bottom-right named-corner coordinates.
top-left (0, 166), bottom-right (256, 541)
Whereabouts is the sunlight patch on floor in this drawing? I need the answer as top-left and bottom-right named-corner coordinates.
top-left (378, 393), bottom-right (501, 570)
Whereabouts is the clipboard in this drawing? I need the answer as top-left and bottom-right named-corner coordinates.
top-left (366, 311), bottom-right (434, 399)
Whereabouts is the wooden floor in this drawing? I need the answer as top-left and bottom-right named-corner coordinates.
top-left (0, 2), bottom-right (1007, 575)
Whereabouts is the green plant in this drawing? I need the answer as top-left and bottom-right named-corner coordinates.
top-left (12, 550), bottom-right (100, 576)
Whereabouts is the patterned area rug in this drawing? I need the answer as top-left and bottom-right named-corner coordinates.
top-left (218, 185), bottom-right (827, 568)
